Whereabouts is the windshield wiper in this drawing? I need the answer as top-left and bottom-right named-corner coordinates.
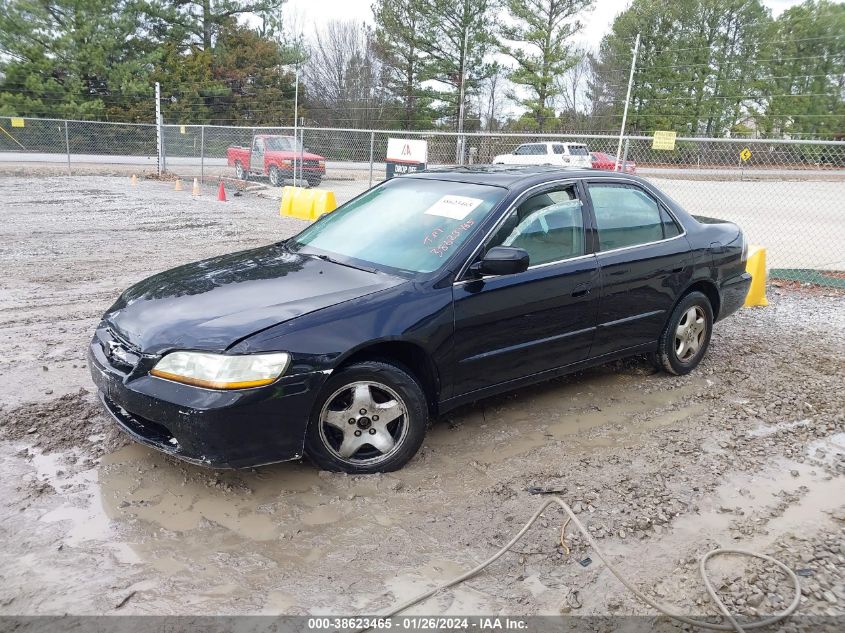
top-left (310, 253), bottom-right (379, 274)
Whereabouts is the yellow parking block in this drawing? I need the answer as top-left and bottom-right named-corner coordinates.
top-left (280, 186), bottom-right (337, 221)
top-left (744, 245), bottom-right (768, 307)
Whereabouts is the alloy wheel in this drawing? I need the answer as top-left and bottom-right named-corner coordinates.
top-left (674, 305), bottom-right (707, 362)
top-left (318, 381), bottom-right (408, 466)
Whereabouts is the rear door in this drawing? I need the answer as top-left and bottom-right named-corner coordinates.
top-left (584, 181), bottom-right (691, 357)
top-left (451, 181), bottom-right (600, 394)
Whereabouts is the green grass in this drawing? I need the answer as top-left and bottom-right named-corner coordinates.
top-left (770, 269), bottom-right (845, 288)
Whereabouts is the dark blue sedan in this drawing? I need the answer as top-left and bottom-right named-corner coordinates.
top-left (89, 166), bottom-right (751, 473)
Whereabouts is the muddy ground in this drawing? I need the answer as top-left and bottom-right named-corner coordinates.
top-left (0, 176), bottom-right (843, 627)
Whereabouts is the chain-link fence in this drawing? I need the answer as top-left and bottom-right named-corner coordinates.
top-left (1, 116), bottom-right (844, 283)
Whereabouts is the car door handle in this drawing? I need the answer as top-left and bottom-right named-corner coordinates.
top-left (572, 283), bottom-right (591, 298)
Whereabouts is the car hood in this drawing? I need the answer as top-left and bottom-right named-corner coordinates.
top-left (104, 244), bottom-right (404, 354)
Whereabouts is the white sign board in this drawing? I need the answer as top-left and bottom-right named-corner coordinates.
top-left (387, 138), bottom-right (428, 164)
top-left (425, 195), bottom-right (484, 220)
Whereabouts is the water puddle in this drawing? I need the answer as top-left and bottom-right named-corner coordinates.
top-left (427, 370), bottom-right (707, 466)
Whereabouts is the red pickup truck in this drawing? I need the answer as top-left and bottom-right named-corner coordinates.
top-left (227, 134), bottom-right (326, 187)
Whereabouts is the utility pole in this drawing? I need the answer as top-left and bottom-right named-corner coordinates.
top-left (293, 64), bottom-right (299, 185)
top-left (155, 82), bottom-right (163, 177)
top-left (614, 33), bottom-right (640, 173)
top-left (456, 27), bottom-right (470, 165)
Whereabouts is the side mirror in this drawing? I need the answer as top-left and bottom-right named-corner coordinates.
top-left (470, 246), bottom-right (529, 277)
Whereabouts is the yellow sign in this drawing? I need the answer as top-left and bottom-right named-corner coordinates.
top-left (10, 117), bottom-right (25, 128)
top-left (180, 125), bottom-right (186, 134)
top-left (652, 130), bottom-right (676, 151)
top-left (740, 147), bottom-right (752, 161)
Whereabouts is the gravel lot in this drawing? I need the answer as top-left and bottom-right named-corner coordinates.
top-left (0, 176), bottom-right (843, 629)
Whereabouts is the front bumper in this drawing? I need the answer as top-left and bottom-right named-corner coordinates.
top-left (280, 165), bottom-right (325, 178)
top-left (88, 329), bottom-right (329, 468)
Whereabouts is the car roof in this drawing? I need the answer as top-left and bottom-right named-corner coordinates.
top-left (406, 165), bottom-right (638, 188)
top-left (517, 141), bottom-right (585, 146)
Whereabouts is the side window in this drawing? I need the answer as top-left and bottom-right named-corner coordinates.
top-left (552, 144), bottom-right (566, 155)
top-left (660, 207), bottom-right (681, 238)
top-left (588, 184), bottom-right (664, 251)
top-left (487, 186), bottom-right (585, 267)
top-left (514, 145), bottom-right (529, 155)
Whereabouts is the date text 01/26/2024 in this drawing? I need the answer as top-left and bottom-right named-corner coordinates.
top-left (306, 617), bottom-right (529, 630)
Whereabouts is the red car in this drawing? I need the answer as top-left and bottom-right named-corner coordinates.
top-left (590, 151), bottom-right (637, 174)
top-left (227, 135), bottom-right (326, 187)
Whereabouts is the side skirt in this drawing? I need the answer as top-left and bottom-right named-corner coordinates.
top-left (438, 341), bottom-right (658, 415)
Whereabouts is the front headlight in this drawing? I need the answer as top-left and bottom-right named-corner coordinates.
top-left (150, 351), bottom-right (291, 390)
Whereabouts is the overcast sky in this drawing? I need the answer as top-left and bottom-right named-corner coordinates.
top-left (287, 0), bottom-right (807, 49)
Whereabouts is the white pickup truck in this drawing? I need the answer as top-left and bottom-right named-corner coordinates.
top-left (492, 142), bottom-right (592, 169)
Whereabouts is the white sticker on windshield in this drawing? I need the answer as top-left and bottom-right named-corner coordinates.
top-left (424, 195), bottom-right (484, 220)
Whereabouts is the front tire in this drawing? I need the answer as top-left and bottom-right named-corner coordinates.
top-left (268, 164), bottom-right (281, 187)
top-left (234, 160), bottom-right (247, 180)
top-left (304, 361), bottom-right (428, 473)
top-left (657, 291), bottom-right (713, 375)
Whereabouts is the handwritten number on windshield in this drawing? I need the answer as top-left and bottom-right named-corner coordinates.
top-left (429, 220), bottom-right (475, 257)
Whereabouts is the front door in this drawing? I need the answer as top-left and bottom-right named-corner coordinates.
top-left (250, 137), bottom-right (265, 175)
top-left (584, 181), bottom-right (692, 357)
top-left (451, 183), bottom-right (600, 396)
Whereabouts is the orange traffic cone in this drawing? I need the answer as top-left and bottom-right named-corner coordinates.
top-left (130, 174), bottom-right (138, 187)
top-left (174, 178), bottom-right (183, 192)
top-left (217, 180), bottom-right (227, 202)
top-left (192, 178), bottom-right (200, 197)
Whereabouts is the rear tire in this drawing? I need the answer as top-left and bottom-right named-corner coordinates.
top-left (657, 291), bottom-right (713, 375)
top-left (306, 176), bottom-right (322, 188)
top-left (304, 361), bottom-right (428, 474)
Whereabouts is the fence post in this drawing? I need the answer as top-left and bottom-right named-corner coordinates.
top-left (155, 82), bottom-right (162, 176)
top-left (368, 131), bottom-right (375, 188)
top-left (620, 137), bottom-right (630, 172)
top-left (64, 120), bottom-right (71, 175)
top-left (200, 125), bottom-right (205, 184)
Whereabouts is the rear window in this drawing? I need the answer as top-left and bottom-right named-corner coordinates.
top-left (568, 145), bottom-right (589, 156)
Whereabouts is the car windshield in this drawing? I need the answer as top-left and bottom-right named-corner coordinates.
top-left (265, 136), bottom-right (303, 151)
top-left (568, 145), bottom-right (589, 156)
top-left (288, 178), bottom-right (506, 274)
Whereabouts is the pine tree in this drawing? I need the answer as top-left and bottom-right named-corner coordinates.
top-left (501, 0), bottom-right (593, 131)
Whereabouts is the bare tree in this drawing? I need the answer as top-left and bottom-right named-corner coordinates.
top-left (481, 64), bottom-right (507, 131)
top-left (303, 20), bottom-right (390, 128)
top-left (558, 48), bottom-right (588, 113)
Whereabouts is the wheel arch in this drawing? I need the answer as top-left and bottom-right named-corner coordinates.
top-left (678, 278), bottom-right (721, 321)
top-left (334, 340), bottom-right (441, 415)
